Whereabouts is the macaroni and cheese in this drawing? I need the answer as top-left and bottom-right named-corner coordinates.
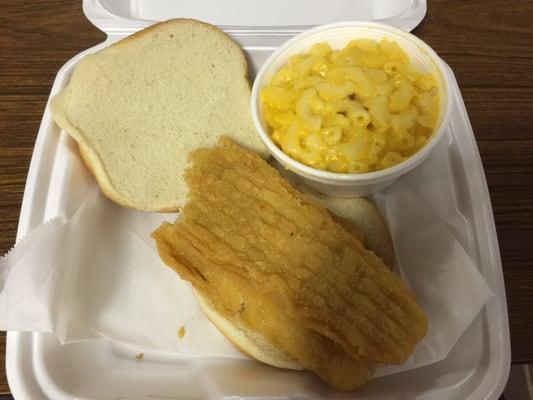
top-left (261, 39), bottom-right (440, 173)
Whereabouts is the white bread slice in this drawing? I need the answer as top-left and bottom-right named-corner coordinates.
top-left (195, 192), bottom-right (394, 371)
top-left (51, 19), bottom-right (266, 211)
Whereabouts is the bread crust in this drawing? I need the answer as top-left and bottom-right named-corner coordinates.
top-left (50, 19), bottom-right (256, 212)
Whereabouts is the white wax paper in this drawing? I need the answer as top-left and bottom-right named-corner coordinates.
top-left (0, 151), bottom-right (493, 377)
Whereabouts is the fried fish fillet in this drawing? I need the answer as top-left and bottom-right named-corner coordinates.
top-left (153, 137), bottom-right (427, 390)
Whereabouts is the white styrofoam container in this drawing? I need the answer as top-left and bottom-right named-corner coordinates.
top-left (250, 21), bottom-right (453, 197)
top-left (5, 1), bottom-right (510, 399)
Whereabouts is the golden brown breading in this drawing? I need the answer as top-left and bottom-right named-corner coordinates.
top-left (155, 225), bottom-right (371, 389)
top-left (152, 137), bottom-right (427, 389)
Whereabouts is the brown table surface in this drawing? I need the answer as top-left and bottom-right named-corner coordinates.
top-left (1, 0), bottom-right (532, 397)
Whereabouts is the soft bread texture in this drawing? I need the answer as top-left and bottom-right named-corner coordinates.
top-left (195, 194), bottom-right (394, 372)
top-left (51, 19), bottom-right (266, 211)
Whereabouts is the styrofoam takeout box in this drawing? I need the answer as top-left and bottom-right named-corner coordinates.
top-left (6, 0), bottom-right (510, 399)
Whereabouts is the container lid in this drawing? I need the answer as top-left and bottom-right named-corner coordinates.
top-left (83, 0), bottom-right (427, 34)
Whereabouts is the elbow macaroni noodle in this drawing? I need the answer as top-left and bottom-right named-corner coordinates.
top-left (261, 39), bottom-right (440, 173)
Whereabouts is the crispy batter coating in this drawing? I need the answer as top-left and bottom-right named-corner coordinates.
top-left (153, 138), bottom-right (427, 390)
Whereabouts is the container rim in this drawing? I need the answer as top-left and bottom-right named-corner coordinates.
top-left (251, 20), bottom-right (454, 183)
